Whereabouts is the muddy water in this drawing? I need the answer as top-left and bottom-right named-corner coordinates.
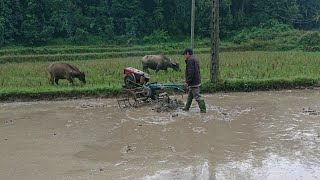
top-left (1, 89), bottom-right (320, 180)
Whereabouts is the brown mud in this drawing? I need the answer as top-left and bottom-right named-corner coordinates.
top-left (1, 89), bottom-right (320, 179)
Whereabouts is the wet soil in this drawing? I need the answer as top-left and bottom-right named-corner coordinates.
top-left (1, 89), bottom-right (320, 179)
top-left (151, 98), bottom-right (185, 113)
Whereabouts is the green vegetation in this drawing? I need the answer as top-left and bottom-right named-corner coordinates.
top-left (1, 0), bottom-right (319, 101)
top-left (1, 28), bottom-right (319, 64)
top-left (1, 46), bottom-right (319, 101)
top-left (0, 1), bottom-right (319, 101)
top-left (1, 0), bottom-right (319, 46)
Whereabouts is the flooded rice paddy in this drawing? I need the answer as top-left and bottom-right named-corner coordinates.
top-left (0, 89), bottom-right (320, 179)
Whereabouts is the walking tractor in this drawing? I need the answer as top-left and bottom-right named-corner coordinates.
top-left (117, 67), bottom-right (185, 108)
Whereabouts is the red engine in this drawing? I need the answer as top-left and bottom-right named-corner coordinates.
top-left (123, 67), bottom-right (150, 88)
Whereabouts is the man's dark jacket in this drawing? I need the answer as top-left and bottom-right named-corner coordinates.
top-left (185, 55), bottom-right (201, 86)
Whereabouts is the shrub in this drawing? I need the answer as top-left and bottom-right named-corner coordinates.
top-left (112, 35), bottom-right (140, 46)
top-left (143, 29), bottom-right (170, 44)
top-left (299, 31), bottom-right (320, 51)
top-left (70, 28), bottom-right (89, 44)
top-left (232, 20), bottom-right (291, 44)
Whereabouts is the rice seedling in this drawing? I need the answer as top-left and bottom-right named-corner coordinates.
top-left (0, 49), bottom-right (320, 100)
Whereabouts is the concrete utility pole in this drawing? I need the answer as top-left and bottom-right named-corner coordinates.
top-left (191, 0), bottom-right (195, 50)
top-left (210, 0), bottom-right (220, 82)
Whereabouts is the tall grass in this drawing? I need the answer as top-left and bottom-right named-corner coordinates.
top-left (1, 51), bottom-right (320, 100)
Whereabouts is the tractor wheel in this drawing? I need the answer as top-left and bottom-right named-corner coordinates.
top-left (127, 90), bottom-right (137, 107)
top-left (124, 73), bottom-right (136, 89)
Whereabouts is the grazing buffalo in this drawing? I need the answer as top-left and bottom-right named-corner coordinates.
top-left (141, 55), bottom-right (180, 73)
top-left (48, 62), bottom-right (86, 85)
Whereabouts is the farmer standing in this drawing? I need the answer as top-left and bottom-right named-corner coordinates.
top-left (182, 48), bottom-right (206, 113)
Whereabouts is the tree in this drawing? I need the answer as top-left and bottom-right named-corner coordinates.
top-left (153, 0), bottom-right (165, 30)
top-left (0, 0), bottom-right (24, 45)
top-left (248, 0), bottom-right (300, 27)
top-left (21, 0), bottom-right (53, 44)
top-left (110, 0), bottom-right (144, 36)
top-left (0, 0), bottom-right (319, 46)
top-left (295, 0), bottom-right (320, 29)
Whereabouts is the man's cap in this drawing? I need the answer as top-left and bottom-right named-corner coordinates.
top-left (182, 48), bottom-right (193, 55)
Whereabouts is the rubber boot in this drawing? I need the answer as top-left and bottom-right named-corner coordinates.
top-left (197, 99), bottom-right (206, 113)
top-left (182, 93), bottom-right (193, 111)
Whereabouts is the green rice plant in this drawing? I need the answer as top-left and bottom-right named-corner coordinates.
top-left (1, 51), bottom-right (320, 100)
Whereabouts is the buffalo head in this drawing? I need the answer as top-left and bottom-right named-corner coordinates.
top-left (171, 61), bottom-right (180, 71)
top-left (78, 72), bottom-right (86, 84)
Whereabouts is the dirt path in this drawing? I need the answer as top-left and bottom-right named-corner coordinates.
top-left (1, 89), bottom-right (320, 179)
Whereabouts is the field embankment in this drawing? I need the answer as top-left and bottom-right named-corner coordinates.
top-left (1, 44), bottom-right (320, 102)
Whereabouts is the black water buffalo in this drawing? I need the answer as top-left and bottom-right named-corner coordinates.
top-left (48, 62), bottom-right (86, 85)
top-left (141, 55), bottom-right (180, 73)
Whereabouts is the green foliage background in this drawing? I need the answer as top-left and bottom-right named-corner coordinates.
top-left (0, 0), bottom-right (319, 46)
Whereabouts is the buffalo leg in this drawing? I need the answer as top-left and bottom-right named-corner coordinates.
top-left (48, 73), bottom-right (55, 85)
top-left (55, 78), bottom-right (59, 85)
top-left (67, 77), bottom-right (74, 86)
top-left (49, 76), bottom-right (54, 85)
top-left (143, 67), bottom-right (150, 73)
top-left (156, 65), bottom-right (161, 73)
top-left (50, 78), bottom-right (54, 85)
